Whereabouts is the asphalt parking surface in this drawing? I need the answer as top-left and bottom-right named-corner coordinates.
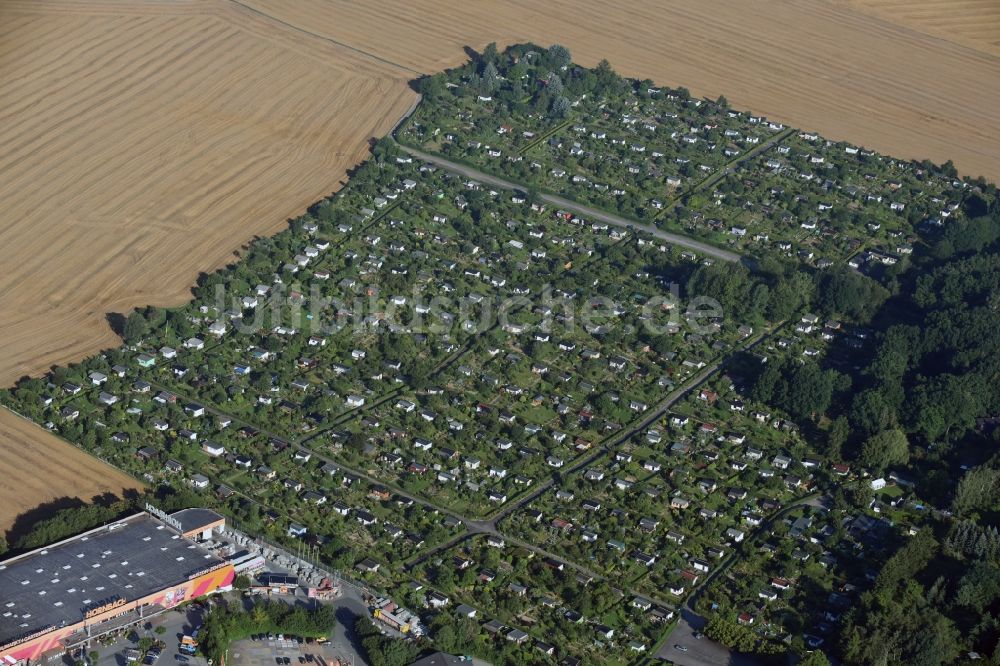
top-left (656, 608), bottom-right (763, 666)
top-left (230, 636), bottom-right (358, 666)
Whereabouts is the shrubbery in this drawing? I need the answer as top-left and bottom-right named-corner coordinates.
top-left (15, 501), bottom-right (133, 550)
top-left (354, 618), bottom-right (419, 666)
top-left (200, 601), bottom-right (334, 662)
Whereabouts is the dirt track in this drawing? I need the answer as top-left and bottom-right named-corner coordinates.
top-left (398, 143), bottom-right (743, 262)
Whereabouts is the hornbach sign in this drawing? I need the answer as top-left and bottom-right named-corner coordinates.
top-left (144, 503), bottom-right (182, 531)
top-left (84, 597), bottom-right (126, 619)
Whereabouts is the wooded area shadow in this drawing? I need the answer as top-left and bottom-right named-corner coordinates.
top-left (106, 312), bottom-right (127, 337)
top-left (4, 489), bottom-right (141, 548)
top-left (5, 496), bottom-right (87, 544)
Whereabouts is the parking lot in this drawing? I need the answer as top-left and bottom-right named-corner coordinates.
top-left (63, 604), bottom-right (209, 666)
top-left (229, 635), bottom-right (355, 666)
top-left (655, 608), bottom-right (762, 666)
top-left (53, 588), bottom-right (367, 666)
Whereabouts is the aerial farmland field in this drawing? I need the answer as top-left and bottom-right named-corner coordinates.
top-left (1, 29), bottom-right (999, 663)
top-left (0, 0), bottom-right (416, 386)
top-left (0, 409), bottom-right (142, 530)
top-left (1, 0), bottom-right (997, 529)
top-left (0, 1), bottom-right (998, 660)
top-left (3, 0), bottom-right (998, 391)
top-left (836, 0), bottom-right (1000, 57)
top-left (242, 0), bottom-right (1000, 182)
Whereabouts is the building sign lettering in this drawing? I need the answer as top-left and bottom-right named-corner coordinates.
top-left (84, 597), bottom-right (126, 619)
top-left (144, 503), bottom-right (182, 531)
top-left (0, 626), bottom-right (54, 651)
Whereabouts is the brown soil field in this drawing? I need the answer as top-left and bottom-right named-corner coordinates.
top-left (0, 0), bottom-right (416, 387)
top-left (837, 0), bottom-right (1000, 57)
top-left (0, 408), bottom-right (143, 532)
top-left (245, 0), bottom-right (1000, 183)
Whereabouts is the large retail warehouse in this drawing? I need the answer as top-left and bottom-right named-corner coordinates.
top-left (0, 508), bottom-right (234, 665)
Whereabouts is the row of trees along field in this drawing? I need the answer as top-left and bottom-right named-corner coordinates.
top-left (1, 485), bottom-right (204, 558)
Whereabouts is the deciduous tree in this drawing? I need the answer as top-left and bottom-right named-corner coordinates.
top-left (860, 428), bottom-right (909, 473)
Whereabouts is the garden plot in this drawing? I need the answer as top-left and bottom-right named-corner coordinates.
top-left (401, 535), bottom-right (673, 664)
top-left (503, 375), bottom-right (819, 600)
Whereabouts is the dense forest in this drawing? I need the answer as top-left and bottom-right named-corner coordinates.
top-left (841, 525), bottom-right (1000, 665)
top-left (738, 190), bottom-right (1000, 661)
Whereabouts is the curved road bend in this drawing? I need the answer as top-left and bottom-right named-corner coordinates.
top-left (396, 144), bottom-right (742, 264)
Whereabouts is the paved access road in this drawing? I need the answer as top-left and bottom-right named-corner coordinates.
top-left (396, 144), bottom-right (742, 264)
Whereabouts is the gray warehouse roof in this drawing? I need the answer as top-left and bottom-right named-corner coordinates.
top-left (170, 508), bottom-right (225, 534)
top-left (0, 512), bottom-right (226, 647)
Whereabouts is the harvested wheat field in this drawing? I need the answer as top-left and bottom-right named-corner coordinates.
top-left (837, 0), bottom-right (1000, 58)
top-left (245, 0), bottom-right (1000, 183)
top-left (0, 409), bottom-right (143, 532)
top-left (0, 0), bottom-right (416, 386)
